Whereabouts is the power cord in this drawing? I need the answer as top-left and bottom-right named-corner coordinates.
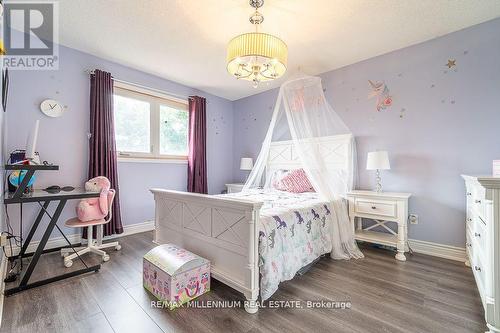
top-left (1, 231), bottom-right (20, 283)
top-left (2, 154), bottom-right (24, 283)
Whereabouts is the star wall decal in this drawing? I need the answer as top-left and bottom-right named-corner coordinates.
top-left (446, 59), bottom-right (456, 69)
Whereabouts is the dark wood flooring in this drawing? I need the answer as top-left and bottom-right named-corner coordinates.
top-left (0, 232), bottom-right (486, 333)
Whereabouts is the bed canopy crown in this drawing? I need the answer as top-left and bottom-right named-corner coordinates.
top-left (244, 76), bottom-right (356, 198)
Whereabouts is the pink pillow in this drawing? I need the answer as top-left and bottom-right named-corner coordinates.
top-left (273, 169), bottom-right (315, 193)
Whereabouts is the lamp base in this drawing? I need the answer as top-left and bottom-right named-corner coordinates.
top-left (374, 169), bottom-right (383, 193)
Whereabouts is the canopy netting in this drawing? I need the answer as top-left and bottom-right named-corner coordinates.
top-left (243, 76), bottom-right (363, 260)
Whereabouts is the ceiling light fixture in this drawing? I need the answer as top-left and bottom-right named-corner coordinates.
top-left (226, 0), bottom-right (288, 88)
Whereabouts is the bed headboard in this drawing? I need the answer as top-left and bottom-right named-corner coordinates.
top-left (267, 134), bottom-right (354, 172)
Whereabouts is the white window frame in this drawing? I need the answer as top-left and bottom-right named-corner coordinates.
top-left (113, 81), bottom-right (189, 162)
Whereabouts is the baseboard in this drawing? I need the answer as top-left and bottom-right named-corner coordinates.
top-left (9, 220), bottom-right (155, 256)
top-left (120, 220), bottom-right (155, 236)
top-left (408, 239), bottom-right (466, 262)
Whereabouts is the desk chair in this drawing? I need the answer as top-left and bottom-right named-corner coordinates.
top-left (61, 189), bottom-right (121, 267)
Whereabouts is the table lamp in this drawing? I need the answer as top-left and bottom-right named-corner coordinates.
top-left (240, 157), bottom-right (254, 182)
top-left (366, 151), bottom-right (390, 192)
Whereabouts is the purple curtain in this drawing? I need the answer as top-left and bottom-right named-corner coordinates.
top-left (187, 96), bottom-right (207, 194)
top-left (84, 69), bottom-right (123, 238)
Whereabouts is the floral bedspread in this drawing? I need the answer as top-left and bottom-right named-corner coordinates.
top-left (220, 189), bottom-right (333, 300)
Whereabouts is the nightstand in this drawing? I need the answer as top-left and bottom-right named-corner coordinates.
top-left (225, 183), bottom-right (245, 193)
top-left (347, 190), bottom-right (412, 261)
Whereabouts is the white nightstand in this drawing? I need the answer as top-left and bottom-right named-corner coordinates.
top-left (225, 183), bottom-right (245, 193)
top-left (347, 190), bottom-right (412, 261)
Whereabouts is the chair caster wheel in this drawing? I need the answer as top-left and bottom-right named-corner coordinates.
top-left (103, 254), bottom-right (110, 262)
top-left (115, 244), bottom-right (121, 251)
top-left (64, 259), bottom-right (73, 268)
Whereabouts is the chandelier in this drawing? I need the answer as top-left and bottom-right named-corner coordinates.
top-left (226, 0), bottom-right (288, 88)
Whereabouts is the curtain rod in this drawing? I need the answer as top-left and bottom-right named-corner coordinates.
top-left (84, 69), bottom-right (193, 101)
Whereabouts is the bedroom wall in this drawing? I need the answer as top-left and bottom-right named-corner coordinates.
top-left (232, 18), bottom-right (500, 248)
top-left (5, 45), bottom-right (234, 240)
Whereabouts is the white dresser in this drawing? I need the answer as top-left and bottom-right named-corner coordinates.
top-left (462, 175), bottom-right (500, 333)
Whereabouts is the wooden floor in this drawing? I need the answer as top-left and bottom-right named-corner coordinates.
top-left (1, 232), bottom-right (486, 333)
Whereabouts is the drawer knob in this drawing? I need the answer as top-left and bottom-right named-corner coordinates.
top-left (475, 199), bottom-right (481, 204)
top-left (475, 232), bottom-right (481, 238)
top-left (466, 218), bottom-right (472, 222)
top-left (371, 206), bottom-right (376, 210)
top-left (466, 192), bottom-right (472, 196)
top-left (466, 242), bottom-right (471, 247)
top-left (474, 266), bottom-right (481, 272)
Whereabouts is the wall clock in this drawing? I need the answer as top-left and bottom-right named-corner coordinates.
top-left (40, 99), bottom-right (65, 117)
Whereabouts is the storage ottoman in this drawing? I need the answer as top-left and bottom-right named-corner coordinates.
top-left (143, 244), bottom-right (210, 309)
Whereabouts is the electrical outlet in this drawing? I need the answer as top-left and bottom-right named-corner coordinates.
top-left (409, 214), bottom-right (418, 224)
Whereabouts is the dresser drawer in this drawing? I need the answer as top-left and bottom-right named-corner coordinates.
top-left (465, 210), bottom-right (474, 230)
top-left (466, 231), bottom-right (474, 260)
top-left (473, 199), bottom-right (486, 222)
top-left (472, 253), bottom-right (486, 299)
top-left (469, 185), bottom-right (487, 221)
top-left (472, 215), bottom-right (487, 257)
top-left (354, 199), bottom-right (397, 218)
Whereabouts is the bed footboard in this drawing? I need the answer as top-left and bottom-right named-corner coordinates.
top-left (150, 189), bottom-right (262, 313)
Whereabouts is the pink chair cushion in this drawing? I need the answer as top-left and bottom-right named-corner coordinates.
top-left (65, 217), bottom-right (107, 227)
top-left (66, 189), bottom-right (116, 227)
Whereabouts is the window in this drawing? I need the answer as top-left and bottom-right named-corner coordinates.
top-left (113, 82), bottom-right (189, 161)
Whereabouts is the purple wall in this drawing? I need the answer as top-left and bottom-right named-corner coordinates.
top-left (232, 18), bottom-right (500, 247)
top-left (6, 45), bottom-right (234, 239)
top-left (5, 18), bottom-right (500, 247)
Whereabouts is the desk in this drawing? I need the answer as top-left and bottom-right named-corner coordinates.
top-left (3, 164), bottom-right (101, 296)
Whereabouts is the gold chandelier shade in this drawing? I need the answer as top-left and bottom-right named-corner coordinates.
top-left (227, 32), bottom-right (287, 83)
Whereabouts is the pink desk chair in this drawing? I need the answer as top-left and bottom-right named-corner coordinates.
top-left (61, 189), bottom-right (121, 267)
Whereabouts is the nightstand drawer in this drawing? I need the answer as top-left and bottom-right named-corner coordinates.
top-left (354, 199), bottom-right (397, 218)
top-left (225, 184), bottom-right (244, 194)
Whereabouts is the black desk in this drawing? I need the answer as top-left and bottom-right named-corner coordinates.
top-left (5, 188), bottom-right (100, 204)
top-left (3, 164), bottom-right (101, 296)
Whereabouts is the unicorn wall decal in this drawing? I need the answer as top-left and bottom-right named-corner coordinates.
top-left (368, 80), bottom-right (393, 112)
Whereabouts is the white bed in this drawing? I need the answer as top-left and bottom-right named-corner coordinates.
top-left (150, 134), bottom-right (353, 313)
top-left (218, 188), bottom-right (333, 300)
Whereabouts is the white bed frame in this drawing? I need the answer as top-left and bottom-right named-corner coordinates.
top-left (150, 134), bottom-right (354, 313)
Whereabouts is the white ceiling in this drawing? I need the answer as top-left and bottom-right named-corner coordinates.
top-left (59, 0), bottom-right (500, 101)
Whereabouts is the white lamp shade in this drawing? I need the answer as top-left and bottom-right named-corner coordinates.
top-left (366, 151), bottom-right (390, 170)
top-left (240, 157), bottom-right (254, 171)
